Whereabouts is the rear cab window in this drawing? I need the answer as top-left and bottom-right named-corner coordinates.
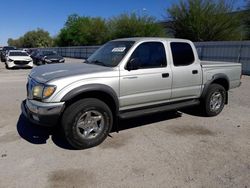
top-left (170, 42), bottom-right (195, 66)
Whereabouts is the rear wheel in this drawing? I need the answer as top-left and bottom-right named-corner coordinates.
top-left (203, 84), bottom-right (226, 117)
top-left (38, 60), bottom-right (44, 65)
top-left (61, 98), bottom-right (113, 149)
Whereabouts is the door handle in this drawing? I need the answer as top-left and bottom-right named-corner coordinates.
top-left (162, 73), bottom-right (169, 78)
top-left (192, 70), bottom-right (198, 74)
top-left (123, 76), bottom-right (138, 79)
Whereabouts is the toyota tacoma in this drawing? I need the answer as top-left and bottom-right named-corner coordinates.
top-left (21, 38), bottom-right (242, 149)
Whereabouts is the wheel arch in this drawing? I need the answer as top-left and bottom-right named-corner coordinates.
top-left (201, 73), bottom-right (229, 104)
top-left (61, 84), bottom-right (119, 124)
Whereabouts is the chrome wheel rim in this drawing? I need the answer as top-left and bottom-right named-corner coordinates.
top-left (210, 91), bottom-right (222, 112)
top-left (76, 110), bottom-right (104, 139)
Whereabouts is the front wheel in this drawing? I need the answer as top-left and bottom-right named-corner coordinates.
top-left (61, 98), bottom-right (113, 149)
top-left (5, 63), bottom-right (10, 70)
top-left (203, 84), bottom-right (226, 117)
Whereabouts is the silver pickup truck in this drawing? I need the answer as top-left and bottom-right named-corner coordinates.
top-left (21, 38), bottom-right (241, 149)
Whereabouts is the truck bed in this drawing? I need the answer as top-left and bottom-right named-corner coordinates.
top-left (201, 61), bottom-right (241, 68)
top-left (201, 61), bottom-right (241, 89)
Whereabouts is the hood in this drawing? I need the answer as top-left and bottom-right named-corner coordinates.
top-left (9, 56), bottom-right (32, 61)
top-left (29, 62), bottom-right (112, 83)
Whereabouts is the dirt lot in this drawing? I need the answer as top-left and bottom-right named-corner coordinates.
top-left (0, 58), bottom-right (249, 188)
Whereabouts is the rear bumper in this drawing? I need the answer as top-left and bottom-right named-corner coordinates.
top-left (21, 99), bottom-right (65, 127)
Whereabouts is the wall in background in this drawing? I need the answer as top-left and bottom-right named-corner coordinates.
top-left (38, 41), bottom-right (250, 75)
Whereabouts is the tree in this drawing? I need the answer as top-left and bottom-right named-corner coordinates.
top-left (244, 1), bottom-right (250, 39)
top-left (167, 0), bottom-right (241, 41)
top-left (7, 29), bottom-right (53, 48)
top-left (7, 38), bottom-right (15, 46)
top-left (8, 37), bottom-right (24, 48)
top-left (55, 13), bottom-right (167, 46)
top-left (55, 14), bottom-right (109, 46)
top-left (108, 13), bottom-right (167, 39)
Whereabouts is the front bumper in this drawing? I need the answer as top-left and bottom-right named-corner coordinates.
top-left (21, 99), bottom-right (65, 127)
top-left (7, 61), bottom-right (33, 68)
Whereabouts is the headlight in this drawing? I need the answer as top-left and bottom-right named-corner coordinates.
top-left (32, 85), bottom-right (56, 99)
top-left (32, 85), bottom-right (43, 99)
top-left (43, 86), bottom-right (56, 98)
top-left (45, 59), bottom-right (52, 63)
top-left (59, 58), bottom-right (65, 62)
top-left (8, 58), bottom-right (14, 62)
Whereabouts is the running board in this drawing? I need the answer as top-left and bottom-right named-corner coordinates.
top-left (119, 99), bottom-right (200, 119)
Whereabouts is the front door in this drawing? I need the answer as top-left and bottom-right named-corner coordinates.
top-left (119, 41), bottom-right (172, 110)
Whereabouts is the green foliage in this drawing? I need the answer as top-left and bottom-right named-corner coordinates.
top-left (7, 29), bottom-right (53, 48)
top-left (244, 1), bottom-right (250, 39)
top-left (55, 14), bottom-right (109, 46)
top-left (55, 13), bottom-right (167, 46)
top-left (167, 0), bottom-right (242, 41)
top-left (108, 13), bottom-right (167, 39)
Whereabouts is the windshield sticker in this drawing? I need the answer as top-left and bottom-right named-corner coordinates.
top-left (112, 47), bottom-right (126, 52)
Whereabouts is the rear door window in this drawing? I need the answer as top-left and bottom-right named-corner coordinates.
top-left (170, 42), bottom-right (195, 66)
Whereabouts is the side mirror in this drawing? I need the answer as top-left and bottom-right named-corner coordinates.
top-left (127, 58), bottom-right (140, 71)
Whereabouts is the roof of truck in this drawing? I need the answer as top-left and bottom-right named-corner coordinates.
top-left (112, 37), bottom-right (192, 43)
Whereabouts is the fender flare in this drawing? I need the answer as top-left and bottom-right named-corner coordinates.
top-left (201, 73), bottom-right (229, 103)
top-left (61, 84), bottom-right (119, 115)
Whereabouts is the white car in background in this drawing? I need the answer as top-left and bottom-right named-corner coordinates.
top-left (5, 50), bottom-right (33, 69)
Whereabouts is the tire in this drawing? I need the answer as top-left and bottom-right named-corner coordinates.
top-left (38, 60), bottom-right (44, 65)
top-left (61, 98), bottom-right (113, 149)
top-left (5, 63), bottom-right (10, 70)
top-left (203, 84), bottom-right (226, 117)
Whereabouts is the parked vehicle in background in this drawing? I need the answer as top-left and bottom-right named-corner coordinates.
top-left (22, 37), bottom-right (242, 149)
top-left (30, 49), bottom-right (39, 59)
top-left (5, 50), bottom-right (33, 69)
top-left (26, 49), bottom-right (37, 55)
top-left (1, 46), bottom-right (17, 62)
top-left (21, 48), bottom-right (30, 53)
top-left (0, 47), bottom-right (2, 58)
top-left (32, 50), bottom-right (65, 65)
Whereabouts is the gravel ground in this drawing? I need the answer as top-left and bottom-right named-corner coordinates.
top-left (0, 58), bottom-right (249, 188)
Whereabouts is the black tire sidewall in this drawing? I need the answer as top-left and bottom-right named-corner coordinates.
top-left (62, 98), bottom-right (113, 149)
top-left (204, 84), bottom-right (226, 117)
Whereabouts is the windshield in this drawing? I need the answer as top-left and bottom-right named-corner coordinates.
top-left (31, 50), bottom-right (38, 56)
top-left (9, 52), bottom-right (29, 56)
top-left (42, 51), bottom-right (57, 56)
top-left (87, 41), bottom-right (135, 67)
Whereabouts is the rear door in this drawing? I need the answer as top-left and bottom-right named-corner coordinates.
top-left (119, 41), bottom-right (172, 110)
top-left (170, 42), bottom-right (202, 100)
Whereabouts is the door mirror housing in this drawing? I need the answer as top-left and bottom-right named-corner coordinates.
top-left (127, 58), bottom-right (140, 71)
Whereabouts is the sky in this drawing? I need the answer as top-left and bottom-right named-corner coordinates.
top-left (0, 0), bottom-right (246, 45)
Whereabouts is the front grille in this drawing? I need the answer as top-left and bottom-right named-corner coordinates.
top-left (14, 60), bottom-right (30, 65)
top-left (50, 59), bottom-right (59, 63)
